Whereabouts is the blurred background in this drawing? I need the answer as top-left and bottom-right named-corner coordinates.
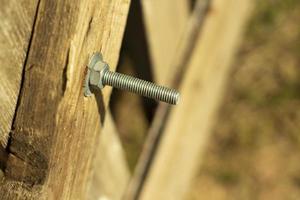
top-left (110, 0), bottom-right (300, 199)
top-left (187, 0), bottom-right (300, 199)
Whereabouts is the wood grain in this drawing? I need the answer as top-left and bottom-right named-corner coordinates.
top-left (123, 1), bottom-right (210, 199)
top-left (87, 111), bottom-right (130, 200)
top-left (141, 0), bottom-right (189, 84)
top-left (0, 0), bottom-right (130, 199)
top-left (0, 0), bottom-right (39, 146)
top-left (139, 0), bottom-right (253, 199)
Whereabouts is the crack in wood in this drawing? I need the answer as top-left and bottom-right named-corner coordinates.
top-left (2, 0), bottom-right (48, 186)
top-left (62, 47), bottom-right (70, 96)
top-left (1, 0), bottom-right (132, 198)
top-left (5, 127), bottom-right (49, 185)
top-left (0, 0), bottom-right (42, 148)
top-left (5, 154), bottom-right (47, 185)
top-left (86, 16), bottom-right (94, 37)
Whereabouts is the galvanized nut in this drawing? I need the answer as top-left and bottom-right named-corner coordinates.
top-left (84, 52), bottom-right (180, 105)
top-left (89, 60), bottom-right (108, 89)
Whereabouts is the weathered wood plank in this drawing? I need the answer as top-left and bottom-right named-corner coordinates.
top-left (139, 0), bottom-right (253, 199)
top-left (123, 1), bottom-right (210, 199)
top-left (141, 0), bottom-right (189, 84)
top-left (0, 0), bottom-right (130, 199)
top-left (0, 0), bottom-right (39, 146)
top-left (87, 111), bottom-right (130, 200)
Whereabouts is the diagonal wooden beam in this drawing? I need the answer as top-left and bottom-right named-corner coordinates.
top-left (87, 111), bottom-right (130, 200)
top-left (0, 0), bottom-right (130, 199)
top-left (141, 0), bottom-right (189, 84)
top-left (123, 1), bottom-right (210, 199)
top-left (139, 0), bottom-right (253, 199)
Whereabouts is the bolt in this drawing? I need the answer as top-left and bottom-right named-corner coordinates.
top-left (84, 52), bottom-right (180, 105)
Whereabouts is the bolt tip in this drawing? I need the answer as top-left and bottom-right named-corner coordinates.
top-left (174, 92), bottom-right (180, 105)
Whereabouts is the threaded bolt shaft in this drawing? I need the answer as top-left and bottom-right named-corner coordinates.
top-left (102, 70), bottom-right (180, 105)
top-left (84, 52), bottom-right (180, 105)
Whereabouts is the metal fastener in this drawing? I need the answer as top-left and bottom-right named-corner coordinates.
top-left (84, 52), bottom-right (180, 105)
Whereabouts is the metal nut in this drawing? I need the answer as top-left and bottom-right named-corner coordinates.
top-left (84, 52), bottom-right (180, 105)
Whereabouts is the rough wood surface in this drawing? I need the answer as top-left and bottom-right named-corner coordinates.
top-left (0, 0), bottom-right (130, 199)
top-left (0, 0), bottom-right (39, 146)
top-left (87, 111), bottom-right (130, 200)
top-left (141, 0), bottom-right (189, 84)
top-left (139, 0), bottom-right (253, 199)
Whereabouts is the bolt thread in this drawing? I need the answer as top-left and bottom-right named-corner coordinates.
top-left (102, 71), bottom-right (180, 105)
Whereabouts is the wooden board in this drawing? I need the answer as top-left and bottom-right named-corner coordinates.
top-left (0, 0), bottom-right (130, 199)
top-left (123, 1), bottom-right (211, 199)
top-left (139, 0), bottom-right (253, 199)
top-left (141, 0), bottom-right (189, 84)
top-left (87, 111), bottom-right (130, 200)
top-left (0, 0), bottom-right (39, 146)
